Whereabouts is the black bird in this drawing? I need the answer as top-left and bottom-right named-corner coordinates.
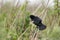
top-left (30, 15), bottom-right (46, 30)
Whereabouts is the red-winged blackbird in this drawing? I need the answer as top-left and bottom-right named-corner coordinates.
top-left (30, 15), bottom-right (46, 30)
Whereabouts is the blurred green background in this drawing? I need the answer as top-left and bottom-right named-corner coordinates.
top-left (0, 0), bottom-right (60, 40)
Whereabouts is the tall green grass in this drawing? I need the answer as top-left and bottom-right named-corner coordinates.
top-left (0, 0), bottom-right (60, 40)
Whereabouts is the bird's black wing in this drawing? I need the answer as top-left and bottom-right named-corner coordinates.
top-left (37, 23), bottom-right (46, 30)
